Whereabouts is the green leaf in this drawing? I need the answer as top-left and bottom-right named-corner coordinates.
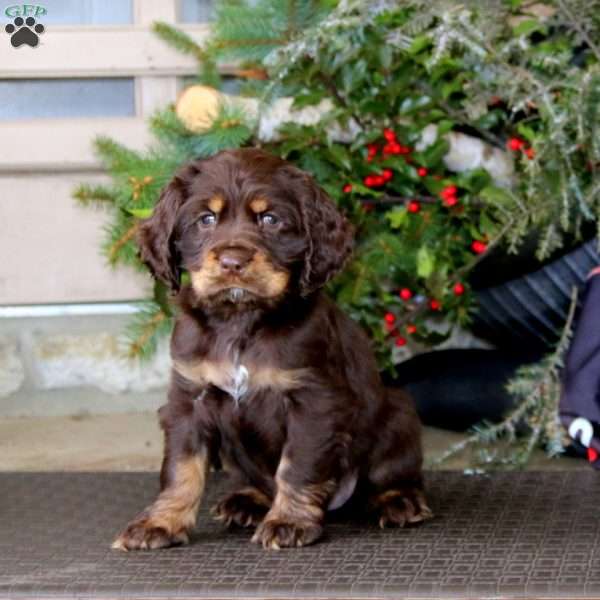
top-left (417, 245), bottom-right (435, 278)
top-left (292, 91), bottom-right (325, 109)
top-left (386, 207), bottom-right (408, 229)
top-left (407, 34), bottom-right (431, 55)
top-left (480, 185), bottom-right (515, 207)
top-left (326, 144), bottom-right (352, 171)
top-left (516, 122), bottom-right (536, 142)
top-left (126, 207), bottom-right (154, 219)
top-left (512, 19), bottom-right (545, 37)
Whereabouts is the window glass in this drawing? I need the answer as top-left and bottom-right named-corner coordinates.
top-left (0, 79), bottom-right (135, 120)
top-left (29, 0), bottom-right (133, 25)
top-left (179, 0), bottom-right (214, 22)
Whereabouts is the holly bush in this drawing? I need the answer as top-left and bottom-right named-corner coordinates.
top-left (77, 0), bottom-right (600, 372)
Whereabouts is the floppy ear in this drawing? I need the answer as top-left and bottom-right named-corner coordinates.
top-left (136, 164), bottom-right (197, 291)
top-left (296, 172), bottom-right (354, 296)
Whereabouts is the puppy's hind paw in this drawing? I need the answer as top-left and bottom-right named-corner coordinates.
top-left (211, 488), bottom-right (270, 528)
top-left (373, 489), bottom-right (433, 529)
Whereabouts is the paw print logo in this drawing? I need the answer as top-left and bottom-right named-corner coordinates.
top-left (5, 16), bottom-right (45, 48)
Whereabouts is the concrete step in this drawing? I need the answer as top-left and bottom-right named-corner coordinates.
top-left (0, 311), bottom-right (168, 417)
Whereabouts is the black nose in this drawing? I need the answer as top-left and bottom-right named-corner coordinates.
top-left (219, 247), bottom-right (254, 274)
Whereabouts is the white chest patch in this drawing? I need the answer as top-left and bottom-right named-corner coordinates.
top-left (223, 363), bottom-right (249, 403)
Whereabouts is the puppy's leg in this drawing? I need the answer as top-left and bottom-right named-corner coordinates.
top-left (252, 456), bottom-right (336, 549)
top-left (251, 399), bottom-right (345, 549)
top-left (367, 389), bottom-right (433, 528)
top-left (112, 417), bottom-right (209, 551)
top-left (212, 486), bottom-right (271, 528)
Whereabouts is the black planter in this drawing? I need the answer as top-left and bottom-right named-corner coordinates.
top-left (472, 239), bottom-right (600, 352)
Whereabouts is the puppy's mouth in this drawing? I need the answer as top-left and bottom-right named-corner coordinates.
top-left (190, 252), bottom-right (290, 307)
top-left (215, 285), bottom-right (255, 304)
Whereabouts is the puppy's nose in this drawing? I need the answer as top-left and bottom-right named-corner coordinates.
top-left (219, 248), bottom-right (253, 275)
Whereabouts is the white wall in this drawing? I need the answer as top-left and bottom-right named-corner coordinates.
top-left (0, 0), bottom-right (209, 305)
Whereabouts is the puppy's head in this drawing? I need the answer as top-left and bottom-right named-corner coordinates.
top-left (137, 149), bottom-right (354, 310)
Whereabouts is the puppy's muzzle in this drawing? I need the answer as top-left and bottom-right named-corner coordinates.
top-left (217, 246), bottom-right (255, 277)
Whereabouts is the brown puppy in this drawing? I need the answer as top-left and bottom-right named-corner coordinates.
top-left (112, 148), bottom-right (432, 551)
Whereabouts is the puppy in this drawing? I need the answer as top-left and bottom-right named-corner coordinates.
top-left (112, 148), bottom-right (432, 551)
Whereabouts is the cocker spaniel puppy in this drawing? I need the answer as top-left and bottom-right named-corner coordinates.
top-left (112, 148), bottom-right (432, 551)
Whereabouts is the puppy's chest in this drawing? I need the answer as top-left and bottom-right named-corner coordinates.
top-left (173, 347), bottom-right (308, 403)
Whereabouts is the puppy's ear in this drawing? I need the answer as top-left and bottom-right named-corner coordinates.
top-left (296, 172), bottom-right (354, 296)
top-left (137, 164), bottom-right (197, 291)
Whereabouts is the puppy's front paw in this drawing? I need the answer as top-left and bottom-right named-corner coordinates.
top-left (251, 517), bottom-right (322, 549)
top-left (212, 488), bottom-right (270, 528)
top-left (111, 517), bottom-right (190, 551)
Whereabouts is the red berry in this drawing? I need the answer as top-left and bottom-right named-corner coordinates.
top-left (406, 324), bottom-right (417, 335)
top-left (395, 336), bottom-right (407, 347)
top-left (383, 142), bottom-right (401, 155)
top-left (385, 322), bottom-right (396, 333)
top-left (453, 282), bottom-right (465, 296)
top-left (364, 176), bottom-right (375, 187)
top-left (399, 288), bottom-right (413, 300)
top-left (588, 447), bottom-right (599, 462)
top-left (507, 137), bottom-right (524, 151)
top-left (430, 299), bottom-right (441, 311)
top-left (384, 312), bottom-right (396, 324)
top-left (524, 147), bottom-right (535, 159)
top-left (444, 196), bottom-right (458, 207)
top-left (407, 201), bottom-right (420, 213)
top-left (471, 240), bottom-right (487, 254)
top-left (417, 167), bottom-right (428, 177)
top-left (382, 168), bottom-right (393, 181)
top-left (383, 128), bottom-right (396, 142)
top-left (367, 144), bottom-right (378, 156)
top-left (440, 185), bottom-right (457, 198)
top-left (398, 145), bottom-right (411, 155)
top-left (343, 183), bottom-right (352, 193)
top-left (372, 175), bottom-right (385, 187)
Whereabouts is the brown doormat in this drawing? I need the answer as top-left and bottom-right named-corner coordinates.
top-left (0, 471), bottom-right (599, 599)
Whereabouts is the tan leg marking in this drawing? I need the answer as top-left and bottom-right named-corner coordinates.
top-left (112, 452), bottom-right (208, 551)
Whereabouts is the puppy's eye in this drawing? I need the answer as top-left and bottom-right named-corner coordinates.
top-left (199, 212), bottom-right (217, 227)
top-left (259, 213), bottom-right (279, 226)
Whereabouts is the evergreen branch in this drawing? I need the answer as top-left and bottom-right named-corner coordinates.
top-left (214, 37), bottom-right (288, 48)
top-left (94, 137), bottom-right (142, 174)
top-left (127, 309), bottom-right (167, 359)
top-left (428, 286), bottom-right (579, 470)
top-left (108, 223), bottom-right (139, 264)
top-left (72, 184), bottom-right (116, 207)
top-left (229, 68), bottom-right (269, 80)
top-left (153, 22), bottom-right (208, 61)
top-left (556, 0), bottom-right (600, 63)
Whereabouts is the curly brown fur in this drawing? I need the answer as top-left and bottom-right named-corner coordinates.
top-left (112, 148), bottom-right (431, 552)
